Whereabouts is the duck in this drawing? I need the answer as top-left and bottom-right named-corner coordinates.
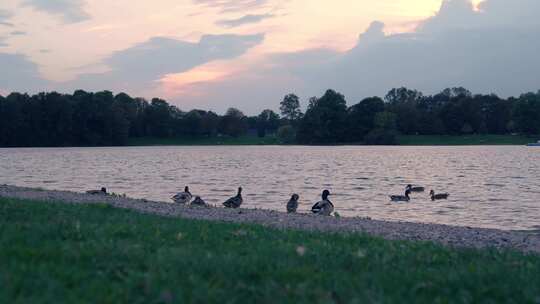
top-left (223, 187), bottom-right (243, 208)
top-left (406, 184), bottom-right (425, 192)
top-left (390, 189), bottom-right (411, 202)
top-left (286, 194), bottom-right (299, 213)
top-left (172, 186), bottom-right (193, 204)
top-left (430, 190), bottom-right (449, 201)
top-left (311, 190), bottom-right (334, 216)
top-left (86, 187), bottom-right (107, 195)
top-left (191, 196), bottom-right (208, 207)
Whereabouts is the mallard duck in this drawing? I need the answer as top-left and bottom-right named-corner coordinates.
top-left (406, 184), bottom-right (425, 192)
top-left (191, 196), bottom-right (208, 207)
top-left (223, 187), bottom-right (243, 208)
top-left (86, 187), bottom-right (107, 195)
top-left (172, 186), bottom-right (193, 204)
top-left (311, 190), bottom-right (334, 216)
top-left (286, 194), bottom-right (299, 213)
top-left (390, 189), bottom-right (411, 202)
top-left (430, 190), bottom-right (449, 201)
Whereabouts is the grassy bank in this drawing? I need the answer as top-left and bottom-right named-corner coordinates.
top-left (1, 198), bottom-right (539, 303)
top-left (127, 135), bottom-right (279, 146)
top-left (126, 134), bottom-right (537, 147)
top-left (397, 134), bottom-right (535, 146)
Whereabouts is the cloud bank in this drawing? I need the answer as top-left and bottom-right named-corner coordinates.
top-left (180, 0), bottom-right (540, 113)
top-left (68, 33), bottom-right (264, 93)
top-left (21, 0), bottom-right (90, 23)
top-left (0, 53), bottom-right (49, 92)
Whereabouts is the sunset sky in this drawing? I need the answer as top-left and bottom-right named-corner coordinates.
top-left (1, 0), bottom-right (539, 113)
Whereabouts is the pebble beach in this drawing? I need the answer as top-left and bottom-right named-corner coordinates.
top-left (1, 184), bottom-right (539, 254)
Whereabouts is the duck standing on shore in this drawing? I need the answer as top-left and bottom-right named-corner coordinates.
top-left (390, 189), bottom-right (411, 202)
top-left (312, 190), bottom-right (334, 216)
top-left (286, 194), bottom-right (299, 213)
top-left (86, 187), bottom-right (107, 195)
top-left (223, 187), bottom-right (243, 208)
top-left (191, 196), bottom-right (208, 207)
top-left (430, 190), bottom-right (449, 201)
top-left (172, 186), bottom-right (193, 204)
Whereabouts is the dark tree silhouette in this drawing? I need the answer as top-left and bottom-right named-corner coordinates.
top-left (280, 94), bottom-right (302, 123)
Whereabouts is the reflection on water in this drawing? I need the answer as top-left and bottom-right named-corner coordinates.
top-left (1, 146), bottom-right (539, 230)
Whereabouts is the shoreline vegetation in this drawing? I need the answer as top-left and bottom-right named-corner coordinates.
top-left (0, 134), bottom-right (535, 148)
top-left (126, 134), bottom-right (536, 146)
top-left (1, 187), bottom-right (539, 302)
top-left (1, 87), bottom-right (540, 147)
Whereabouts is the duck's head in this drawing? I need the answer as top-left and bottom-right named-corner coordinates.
top-left (184, 186), bottom-right (190, 193)
top-left (429, 190), bottom-right (435, 195)
top-left (322, 190), bottom-right (330, 200)
top-left (291, 194), bottom-right (299, 201)
top-left (101, 187), bottom-right (107, 193)
top-left (406, 184), bottom-right (412, 189)
top-left (237, 187), bottom-right (243, 195)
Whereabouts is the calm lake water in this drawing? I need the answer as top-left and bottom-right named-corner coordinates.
top-left (1, 146), bottom-right (539, 230)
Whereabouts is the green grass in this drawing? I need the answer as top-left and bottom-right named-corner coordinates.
top-left (1, 198), bottom-right (539, 303)
top-left (127, 135), bottom-right (280, 146)
top-left (397, 134), bottom-right (536, 146)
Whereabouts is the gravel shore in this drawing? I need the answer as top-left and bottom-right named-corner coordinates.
top-left (1, 184), bottom-right (539, 254)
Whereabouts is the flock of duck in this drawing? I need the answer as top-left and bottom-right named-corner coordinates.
top-left (88, 185), bottom-right (449, 216)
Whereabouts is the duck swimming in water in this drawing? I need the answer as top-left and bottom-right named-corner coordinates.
top-left (406, 184), bottom-right (425, 192)
top-left (390, 189), bottom-right (411, 202)
top-left (286, 194), bottom-right (299, 213)
top-left (430, 190), bottom-right (449, 201)
top-left (86, 187), bottom-right (107, 195)
top-left (223, 187), bottom-right (243, 208)
top-left (172, 186), bottom-right (193, 204)
top-left (311, 190), bottom-right (334, 216)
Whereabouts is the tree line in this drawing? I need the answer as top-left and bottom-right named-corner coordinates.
top-left (0, 87), bottom-right (539, 147)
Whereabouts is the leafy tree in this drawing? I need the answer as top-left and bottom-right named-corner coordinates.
top-left (365, 112), bottom-right (398, 145)
top-left (297, 89), bottom-right (348, 144)
top-left (280, 94), bottom-right (302, 122)
top-left (257, 109), bottom-right (280, 137)
top-left (346, 97), bottom-right (384, 142)
top-left (513, 92), bottom-right (540, 134)
top-left (145, 98), bottom-right (173, 138)
top-left (219, 108), bottom-right (248, 137)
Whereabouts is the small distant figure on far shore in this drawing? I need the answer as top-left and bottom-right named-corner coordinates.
top-left (86, 187), bottom-right (107, 195)
top-left (287, 194), bottom-right (299, 213)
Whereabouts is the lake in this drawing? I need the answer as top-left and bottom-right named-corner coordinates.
top-left (1, 146), bottom-right (539, 231)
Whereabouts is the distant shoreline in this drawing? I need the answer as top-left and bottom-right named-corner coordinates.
top-left (1, 184), bottom-right (538, 253)
top-left (1, 134), bottom-right (535, 148)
